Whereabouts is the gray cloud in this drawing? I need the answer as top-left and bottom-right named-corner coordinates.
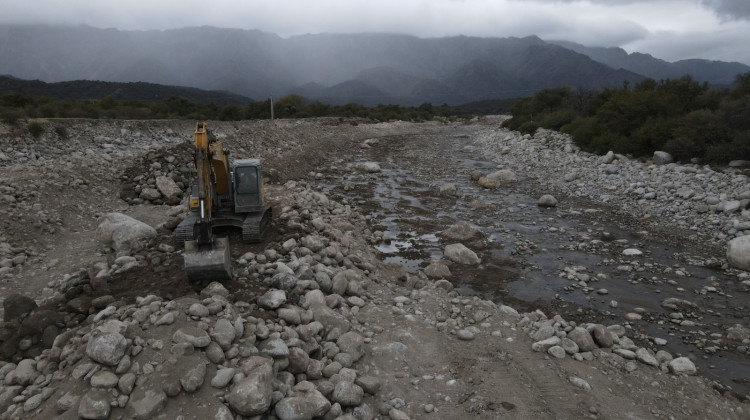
top-left (0, 0), bottom-right (748, 65)
top-left (702, 0), bottom-right (750, 19)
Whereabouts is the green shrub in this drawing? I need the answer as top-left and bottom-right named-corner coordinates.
top-left (54, 126), bottom-right (68, 139)
top-left (518, 120), bottom-right (540, 134)
top-left (705, 131), bottom-right (750, 163)
top-left (0, 108), bottom-right (21, 125)
top-left (28, 122), bottom-right (44, 138)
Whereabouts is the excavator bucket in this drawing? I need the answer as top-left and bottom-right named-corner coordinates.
top-left (184, 237), bottom-right (233, 282)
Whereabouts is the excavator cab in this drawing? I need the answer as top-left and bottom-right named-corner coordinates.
top-left (233, 159), bottom-right (264, 211)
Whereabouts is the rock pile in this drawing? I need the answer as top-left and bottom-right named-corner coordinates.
top-left (0, 182), bottom-right (397, 419)
top-left (521, 310), bottom-right (697, 375)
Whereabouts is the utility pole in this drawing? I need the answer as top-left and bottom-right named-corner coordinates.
top-left (270, 95), bottom-right (274, 121)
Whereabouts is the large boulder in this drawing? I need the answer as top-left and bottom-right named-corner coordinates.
top-left (357, 162), bottom-right (381, 173)
top-left (485, 169), bottom-right (517, 184)
top-left (727, 236), bottom-right (750, 271)
top-left (653, 151), bottom-right (674, 165)
top-left (306, 290), bottom-right (350, 335)
top-left (86, 332), bottom-right (128, 366)
top-left (443, 243), bottom-right (480, 265)
top-left (226, 359), bottom-right (274, 416)
top-left (439, 222), bottom-right (483, 242)
top-left (96, 213), bottom-right (156, 252)
top-left (3, 294), bottom-right (37, 322)
top-left (155, 176), bottom-right (182, 203)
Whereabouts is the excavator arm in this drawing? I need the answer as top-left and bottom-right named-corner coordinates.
top-left (183, 122), bottom-right (233, 282)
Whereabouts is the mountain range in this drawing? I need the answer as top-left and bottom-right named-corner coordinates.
top-left (0, 24), bottom-right (747, 106)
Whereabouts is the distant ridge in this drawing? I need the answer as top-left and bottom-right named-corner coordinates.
top-left (550, 40), bottom-right (749, 86)
top-left (0, 75), bottom-right (252, 104)
top-left (0, 25), bottom-right (747, 106)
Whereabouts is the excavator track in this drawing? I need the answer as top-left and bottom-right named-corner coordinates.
top-left (242, 207), bottom-right (272, 243)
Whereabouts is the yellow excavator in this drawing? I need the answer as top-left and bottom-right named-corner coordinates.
top-left (176, 122), bottom-right (272, 282)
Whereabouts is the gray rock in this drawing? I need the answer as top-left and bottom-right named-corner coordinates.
top-left (23, 388), bottom-right (52, 412)
top-left (591, 324), bottom-right (614, 348)
top-left (226, 361), bottom-right (273, 416)
top-left (358, 162), bottom-right (381, 173)
top-left (118, 372), bottom-right (137, 395)
top-left (661, 298), bottom-right (698, 311)
top-left (537, 195), bottom-right (558, 207)
top-left (668, 357), bottom-right (697, 375)
top-left (548, 346), bottom-right (566, 359)
top-left (275, 396), bottom-right (316, 420)
top-left (3, 294), bottom-right (37, 322)
top-left (181, 362), bottom-right (207, 393)
top-left (729, 160), bottom-right (750, 168)
top-left (443, 243), bottom-right (480, 265)
top-left (11, 359), bottom-right (36, 386)
top-left (424, 261), bottom-right (451, 278)
top-left (139, 187), bottom-right (161, 201)
top-left (306, 290), bottom-right (350, 335)
top-left (78, 390), bottom-right (111, 420)
top-left (337, 332), bottom-right (365, 362)
top-left (188, 303), bottom-right (209, 317)
top-left (635, 348), bottom-right (659, 367)
top-left (288, 347), bottom-right (311, 374)
top-left (569, 376), bottom-right (591, 391)
top-left (727, 235), bottom-right (750, 271)
top-left (90, 370), bottom-right (119, 388)
top-left (600, 151), bottom-right (615, 164)
top-left (456, 329), bottom-right (475, 341)
top-left (56, 391), bottom-right (79, 413)
top-left (440, 222), bottom-right (483, 242)
top-left (200, 281), bottom-right (230, 299)
top-left (272, 272), bottom-right (298, 290)
top-left (155, 176), bottom-right (182, 201)
top-left (614, 349), bottom-right (636, 360)
top-left (205, 342), bottom-right (225, 364)
top-left (531, 325), bottom-right (555, 341)
top-left (95, 212), bottom-right (156, 252)
top-left (278, 307), bottom-right (302, 325)
top-left (477, 176), bottom-right (499, 189)
top-left (656, 350), bottom-right (674, 363)
top-left (560, 338), bottom-right (579, 354)
top-left (332, 381), bottom-right (364, 407)
top-left (211, 319), bottom-right (236, 350)
top-left (485, 169), bottom-right (517, 183)
top-left (531, 336), bottom-right (560, 352)
top-left (260, 338), bottom-right (290, 359)
top-left (258, 289), bottom-right (287, 309)
top-left (214, 405), bottom-right (235, 420)
top-left (567, 327), bottom-right (596, 352)
top-left (211, 368), bottom-right (236, 388)
top-left (86, 332), bottom-right (128, 366)
top-left (653, 151), bottom-right (674, 165)
top-left (439, 183), bottom-right (457, 196)
top-left (172, 327), bottom-right (211, 348)
top-left (125, 387), bottom-right (168, 420)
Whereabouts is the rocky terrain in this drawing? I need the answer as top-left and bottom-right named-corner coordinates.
top-left (0, 117), bottom-right (748, 419)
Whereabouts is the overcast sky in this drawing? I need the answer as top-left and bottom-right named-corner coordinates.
top-left (3, 0), bottom-right (750, 65)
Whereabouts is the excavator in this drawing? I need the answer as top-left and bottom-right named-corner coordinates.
top-left (176, 122), bottom-right (272, 282)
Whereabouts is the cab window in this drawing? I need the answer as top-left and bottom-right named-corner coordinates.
top-left (235, 166), bottom-right (258, 194)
